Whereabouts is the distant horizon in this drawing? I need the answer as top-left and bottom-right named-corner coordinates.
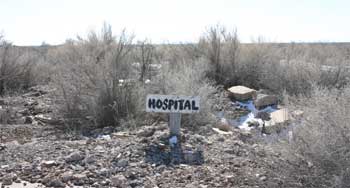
top-left (7, 40), bottom-right (350, 47)
top-left (1, 0), bottom-right (350, 45)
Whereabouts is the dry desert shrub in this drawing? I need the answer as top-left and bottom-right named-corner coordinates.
top-left (53, 24), bottom-right (217, 130)
top-left (238, 42), bottom-right (350, 96)
top-left (199, 24), bottom-right (240, 87)
top-left (198, 26), bottom-right (349, 97)
top-left (53, 25), bottom-right (142, 129)
top-left (271, 86), bottom-right (350, 188)
top-left (0, 36), bottom-right (40, 95)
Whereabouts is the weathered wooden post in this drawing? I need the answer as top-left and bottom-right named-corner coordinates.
top-left (169, 113), bottom-right (181, 137)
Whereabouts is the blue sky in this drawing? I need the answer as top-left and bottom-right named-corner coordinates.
top-left (1, 0), bottom-right (349, 45)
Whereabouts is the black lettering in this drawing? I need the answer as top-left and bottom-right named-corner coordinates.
top-left (179, 100), bottom-right (184, 110)
top-left (168, 99), bottom-right (174, 110)
top-left (162, 99), bottom-right (169, 110)
top-left (184, 100), bottom-right (191, 110)
top-left (192, 100), bottom-right (199, 110)
top-left (148, 98), bottom-right (156, 109)
top-left (174, 100), bottom-right (178, 110)
top-left (156, 99), bottom-right (163, 109)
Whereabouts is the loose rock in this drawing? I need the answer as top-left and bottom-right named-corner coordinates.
top-left (116, 159), bottom-right (129, 168)
top-left (137, 127), bottom-right (156, 137)
top-left (2, 173), bottom-right (15, 185)
top-left (41, 160), bottom-right (57, 168)
top-left (48, 179), bottom-right (65, 187)
top-left (111, 175), bottom-right (128, 187)
top-left (65, 151), bottom-right (85, 163)
top-left (60, 171), bottom-right (73, 183)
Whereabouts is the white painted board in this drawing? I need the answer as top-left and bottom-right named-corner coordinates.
top-left (146, 94), bottom-right (200, 113)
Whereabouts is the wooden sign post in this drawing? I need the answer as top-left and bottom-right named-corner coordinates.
top-left (169, 113), bottom-right (181, 137)
top-left (146, 94), bottom-right (200, 138)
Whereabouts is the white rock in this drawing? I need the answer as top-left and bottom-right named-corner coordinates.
top-left (259, 176), bottom-right (267, 181)
top-left (1, 165), bottom-right (9, 169)
top-left (41, 160), bottom-right (57, 168)
top-left (212, 128), bottom-right (232, 135)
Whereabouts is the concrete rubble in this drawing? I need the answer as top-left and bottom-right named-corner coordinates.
top-left (224, 85), bottom-right (298, 136)
top-left (227, 85), bottom-right (257, 101)
top-left (264, 108), bottom-right (290, 134)
top-left (254, 94), bottom-right (278, 110)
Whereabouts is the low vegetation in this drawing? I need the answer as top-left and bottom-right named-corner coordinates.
top-left (0, 35), bottom-right (43, 95)
top-left (266, 86), bottom-right (350, 187)
top-left (1, 24), bottom-right (349, 187)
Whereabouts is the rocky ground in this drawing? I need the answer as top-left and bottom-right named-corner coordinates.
top-left (0, 86), bottom-right (289, 188)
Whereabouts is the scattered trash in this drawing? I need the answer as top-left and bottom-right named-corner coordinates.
top-left (212, 128), bottom-right (233, 135)
top-left (234, 100), bottom-right (278, 131)
top-left (111, 132), bottom-right (130, 138)
top-left (145, 79), bottom-right (151, 84)
top-left (98, 135), bottom-right (111, 140)
top-left (169, 136), bottom-right (178, 147)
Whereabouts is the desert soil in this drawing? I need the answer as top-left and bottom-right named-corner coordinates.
top-left (0, 86), bottom-right (287, 188)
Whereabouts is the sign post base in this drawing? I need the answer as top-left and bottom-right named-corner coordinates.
top-left (169, 113), bottom-right (181, 137)
top-left (169, 113), bottom-right (182, 164)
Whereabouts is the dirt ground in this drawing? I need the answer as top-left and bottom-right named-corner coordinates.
top-left (0, 86), bottom-right (288, 188)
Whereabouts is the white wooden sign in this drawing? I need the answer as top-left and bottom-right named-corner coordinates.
top-left (146, 94), bottom-right (200, 113)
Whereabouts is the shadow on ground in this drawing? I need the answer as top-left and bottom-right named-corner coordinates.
top-left (144, 143), bottom-right (204, 166)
